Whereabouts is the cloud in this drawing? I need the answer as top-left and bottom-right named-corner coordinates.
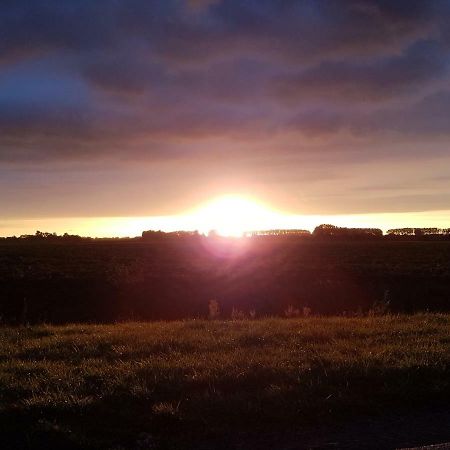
top-left (186, 0), bottom-right (220, 11)
top-left (286, 89), bottom-right (450, 145)
top-left (0, 0), bottom-right (450, 165)
top-left (0, 0), bottom-right (439, 65)
top-left (272, 40), bottom-right (448, 103)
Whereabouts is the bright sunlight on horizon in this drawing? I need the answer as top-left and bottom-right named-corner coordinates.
top-left (192, 195), bottom-right (281, 237)
top-left (2, 194), bottom-right (450, 238)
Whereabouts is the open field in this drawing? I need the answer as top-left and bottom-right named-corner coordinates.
top-left (1, 315), bottom-right (449, 449)
top-left (1, 239), bottom-right (450, 323)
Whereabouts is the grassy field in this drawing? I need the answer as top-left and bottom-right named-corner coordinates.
top-left (1, 315), bottom-right (450, 449)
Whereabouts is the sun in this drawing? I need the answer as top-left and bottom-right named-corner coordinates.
top-left (193, 195), bottom-right (278, 237)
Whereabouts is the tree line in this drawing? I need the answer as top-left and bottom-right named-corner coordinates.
top-left (1, 226), bottom-right (450, 242)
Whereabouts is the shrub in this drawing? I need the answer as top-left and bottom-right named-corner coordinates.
top-left (368, 290), bottom-right (391, 316)
top-left (284, 305), bottom-right (300, 318)
top-left (369, 300), bottom-right (390, 316)
top-left (208, 300), bottom-right (220, 319)
top-left (231, 307), bottom-right (246, 320)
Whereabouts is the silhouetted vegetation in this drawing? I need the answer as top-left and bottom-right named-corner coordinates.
top-left (387, 227), bottom-right (450, 240)
top-left (247, 229), bottom-right (311, 236)
top-left (313, 224), bottom-right (383, 239)
top-left (142, 230), bottom-right (200, 241)
top-left (1, 230), bottom-right (88, 242)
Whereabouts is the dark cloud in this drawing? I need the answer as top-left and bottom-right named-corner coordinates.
top-left (0, 0), bottom-right (441, 65)
top-left (1, 0), bottom-right (450, 218)
top-left (0, 1), bottom-right (117, 64)
top-left (83, 59), bottom-right (155, 96)
top-left (288, 90), bottom-right (450, 138)
top-left (273, 40), bottom-right (448, 102)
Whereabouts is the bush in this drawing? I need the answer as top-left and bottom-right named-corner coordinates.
top-left (368, 290), bottom-right (390, 316)
top-left (284, 305), bottom-right (300, 318)
top-left (231, 307), bottom-right (246, 320)
top-left (208, 300), bottom-right (220, 319)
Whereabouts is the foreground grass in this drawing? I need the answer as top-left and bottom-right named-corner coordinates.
top-left (0, 315), bottom-right (449, 449)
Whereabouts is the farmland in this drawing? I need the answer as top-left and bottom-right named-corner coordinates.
top-left (1, 238), bottom-right (450, 323)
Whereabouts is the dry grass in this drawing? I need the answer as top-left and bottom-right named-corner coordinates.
top-left (0, 315), bottom-right (449, 449)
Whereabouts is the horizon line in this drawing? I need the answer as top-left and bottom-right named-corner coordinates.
top-left (1, 210), bottom-right (450, 238)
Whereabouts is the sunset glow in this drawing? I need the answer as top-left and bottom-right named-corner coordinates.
top-left (3, 208), bottom-right (450, 238)
top-left (1, 1), bottom-right (450, 236)
top-left (192, 196), bottom-right (280, 236)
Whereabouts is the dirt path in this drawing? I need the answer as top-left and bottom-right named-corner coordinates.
top-left (190, 408), bottom-right (450, 450)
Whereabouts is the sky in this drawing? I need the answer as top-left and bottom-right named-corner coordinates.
top-left (1, 0), bottom-right (450, 236)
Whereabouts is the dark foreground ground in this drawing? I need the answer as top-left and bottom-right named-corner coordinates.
top-left (0, 315), bottom-right (449, 449)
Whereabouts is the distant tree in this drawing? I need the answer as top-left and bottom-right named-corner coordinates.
top-left (313, 224), bottom-right (338, 237)
top-left (386, 228), bottom-right (415, 236)
top-left (250, 229), bottom-right (310, 236)
top-left (34, 231), bottom-right (57, 239)
top-left (142, 230), bottom-right (166, 240)
top-left (313, 225), bottom-right (382, 239)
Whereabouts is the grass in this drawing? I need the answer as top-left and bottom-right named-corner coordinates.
top-left (0, 315), bottom-right (449, 449)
